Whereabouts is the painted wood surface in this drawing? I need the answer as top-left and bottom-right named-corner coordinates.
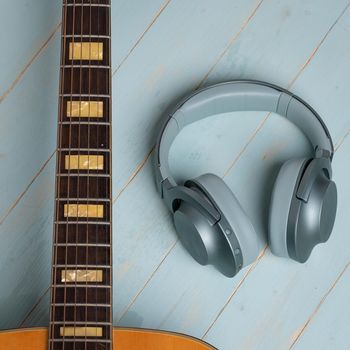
top-left (0, 1), bottom-right (350, 349)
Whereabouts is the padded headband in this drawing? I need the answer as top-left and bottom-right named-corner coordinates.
top-left (155, 80), bottom-right (333, 195)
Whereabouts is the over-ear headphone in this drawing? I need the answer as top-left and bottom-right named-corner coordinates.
top-left (154, 80), bottom-right (337, 277)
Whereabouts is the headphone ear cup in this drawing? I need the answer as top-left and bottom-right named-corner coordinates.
top-left (269, 158), bottom-right (308, 258)
top-left (187, 173), bottom-right (260, 268)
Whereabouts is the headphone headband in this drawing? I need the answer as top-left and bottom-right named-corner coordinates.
top-left (156, 80), bottom-right (334, 196)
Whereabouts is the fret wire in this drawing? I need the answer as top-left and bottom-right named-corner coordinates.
top-left (53, 303), bottom-right (111, 307)
top-left (50, 320), bottom-right (112, 325)
top-left (52, 284), bottom-right (111, 289)
top-left (57, 173), bottom-right (111, 177)
top-left (50, 339), bottom-right (112, 343)
top-left (56, 198), bottom-right (110, 201)
top-left (64, 3), bottom-right (111, 7)
top-left (62, 64), bottom-right (110, 68)
top-left (60, 94), bottom-right (110, 98)
top-left (64, 34), bottom-right (110, 39)
top-left (54, 243), bottom-right (111, 247)
top-left (54, 264), bottom-right (111, 268)
top-left (55, 221), bottom-right (110, 225)
top-left (58, 148), bottom-right (110, 152)
top-left (59, 121), bottom-right (111, 126)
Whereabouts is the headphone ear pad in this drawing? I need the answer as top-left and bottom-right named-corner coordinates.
top-left (269, 158), bottom-right (307, 258)
top-left (188, 173), bottom-right (260, 267)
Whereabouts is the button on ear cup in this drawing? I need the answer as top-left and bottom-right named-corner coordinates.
top-left (269, 158), bottom-right (308, 258)
top-left (186, 173), bottom-right (260, 269)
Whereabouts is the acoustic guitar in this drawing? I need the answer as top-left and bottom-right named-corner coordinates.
top-left (0, 1), bottom-right (215, 349)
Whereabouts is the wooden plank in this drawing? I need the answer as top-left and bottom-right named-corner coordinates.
top-left (0, 161), bottom-right (55, 329)
top-left (292, 261), bottom-right (350, 350)
top-left (0, 1), bottom-right (61, 98)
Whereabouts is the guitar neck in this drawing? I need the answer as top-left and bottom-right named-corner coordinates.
top-left (49, 1), bottom-right (112, 349)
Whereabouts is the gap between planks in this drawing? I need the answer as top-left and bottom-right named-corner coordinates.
top-left (0, 22), bottom-right (62, 104)
top-left (112, 0), bottom-right (172, 76)
top-left (288, 260), bottom-right (350, 349)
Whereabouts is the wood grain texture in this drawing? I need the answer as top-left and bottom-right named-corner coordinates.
top-left (0, 328), bottom-right (216, 350)
top-left (1, 1), bottom-right (350, 350)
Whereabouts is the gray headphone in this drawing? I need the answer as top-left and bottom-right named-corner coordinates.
top-left (155, 80), bottom-right (337, 277)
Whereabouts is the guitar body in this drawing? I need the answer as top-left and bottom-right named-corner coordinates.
top-left (0, 328), bottom-right (214, 350)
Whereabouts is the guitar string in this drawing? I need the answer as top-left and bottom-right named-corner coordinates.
top-left (95, 1), bottom-right (100, 348)
top-left (49, 1), bottom-right (69, 348)
top-left (85, 0), bottom-right (92, 348)
top-left (63, 0), bottom-right (77, 347)
top-left (106, 0), bottom-right (113, 344)
top-left (74, 0), bottom-right (84, 347)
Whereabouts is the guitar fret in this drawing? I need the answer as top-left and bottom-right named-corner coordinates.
top-left (53, 284), bottom-right (111, 288)
top-left (64, 34), bottom-right (110, 38)
top-left (59, 121), bottom-right (111, 125)
top-left (54, 243), bottom-right (110, 247)
top-left (57, 173), bottom-right (111, 177)
top-left (64, 6), bottom-right (110, 36)
top-left (62, 65), bottom-right (110, 69)
top-left (50, 339), bottom-right (112, 343)
top-left (58, 148), bottom-right (110, 153)
top-left (55, 221), bottom-right (110, 225)
top-left (61, 68), bottom-right (109, 95)
top-left (56, 198), bottom-right (110, 202)
top-left (60, 94), bottom-right (110, 98)
top-left (51, 321), bottom-right (112, 325)
top-left (53, 265), bottom-right (111, 269)
top-left (53, 303), bottom-right (111, 307)
top-left (64, 4), bottom-right (111, 7)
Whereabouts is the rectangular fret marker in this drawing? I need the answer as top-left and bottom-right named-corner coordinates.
top-left (67, 101), bottom-right (103, 118)
top-left (64, 204), bottom-right (104, 218)
top-left (65, 155), bottom-right (104, 170)
top-left (60, 327), bottom-right (103, 337)
top-left (69, 42), bottom-right (103, 60)
top-left (61, 269), bottom-right (103, 282)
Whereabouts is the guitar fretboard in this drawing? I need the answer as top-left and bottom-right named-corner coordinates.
top-left (49, 1), bottom-right (112, 349)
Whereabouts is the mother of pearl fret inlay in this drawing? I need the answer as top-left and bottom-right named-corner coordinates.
top-left (60, 327), bottom-right (103, 337)
top-left (69, 42), bottom-right (103, 61)
top-left (64, 204), bottom-right (104, 218)
top-left (61, 269), bottom-right (103, 282)
top-left (67, 101), bottom-right (103, 118)
top-left (65, 155), bottom-right (104, 170)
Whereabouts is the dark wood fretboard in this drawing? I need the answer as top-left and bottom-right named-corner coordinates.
top-left (49, 1), bottom-right (112, 349)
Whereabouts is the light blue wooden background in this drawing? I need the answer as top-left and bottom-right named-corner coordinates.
top-left (0, 1), bottom-right (350, 349)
